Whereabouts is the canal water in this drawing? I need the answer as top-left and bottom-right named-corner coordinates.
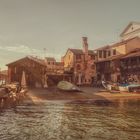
top-left (0, 98), bottom-right (140, 140)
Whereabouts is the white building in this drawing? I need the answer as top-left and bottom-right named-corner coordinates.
top-left (120, 21), bottom-right (140, 41)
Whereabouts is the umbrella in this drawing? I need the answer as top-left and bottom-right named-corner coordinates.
top-left (21, 71), bottom-right (27, 88)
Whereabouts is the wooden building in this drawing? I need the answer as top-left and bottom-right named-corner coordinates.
top-left (6, 56), bottom-right (65, 87)
top-left (7, 56), bottom-right (47, 87)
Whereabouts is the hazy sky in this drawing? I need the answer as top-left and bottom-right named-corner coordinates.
top-left (0, 0), bottom-right (140, 69)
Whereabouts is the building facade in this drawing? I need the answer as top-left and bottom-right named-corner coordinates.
top-left (120, 22), bottom-right (140, 41)
top-left (120, 49), bottom-right (140, 83)
top-left (7, 56), bottom-right (64, 87)
top-left (63, 37), bottom-right (96, 85)
top-left (95, 22), bottom-right (140, 83)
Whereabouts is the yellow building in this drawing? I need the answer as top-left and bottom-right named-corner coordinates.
top-left (63, 37), bottom-right (96, 85)
top-left (95, 22), bottom-right (140, 83)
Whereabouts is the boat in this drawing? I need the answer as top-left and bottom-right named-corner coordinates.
top-left (102, 81), bottom-right (118, 90)
top-left (57, 81), bottom-right (81, 91)
top-left (102, 81), bottom-right (111, 91)
top-left (127, 84), bottom-right (140, 92)
top-left (118, 83), bottom-right (140, 92)
top-left (102, 81), bottom-right (120, 93)
top-left (118, 83), bottom-right (129, 92)
top-left (102, 81), bottom-right (140, 93)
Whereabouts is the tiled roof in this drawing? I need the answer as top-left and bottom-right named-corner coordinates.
top-left (28, 56), bottom-right (46, 66)
top-left (69, 48), bottom-right (95, 55)
top-left (0, 70), bottom-right (8, 75)
top-left (120, 21), bottom-right (140, 37)
top-left (7, 56), bottom-right (46, 66)
top-left (96, 48), bottom-right (140, 63)
top-left (94, 45), bottom-right (110, 51)
top-left (122, 49), bottom-right (140, 59)
top-left (95, 54), bottom-right (124, 63)
top-left (55, 62), bottom-right (64, 66)
top-left (94, 37), bottom-right (140, 51)
top-left (45, 57), bottom-right (56, 61)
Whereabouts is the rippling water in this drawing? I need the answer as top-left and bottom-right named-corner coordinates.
top-left (0, 99), bottom-right (140, 140)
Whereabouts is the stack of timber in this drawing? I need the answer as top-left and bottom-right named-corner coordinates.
top-left (0, 82), bottom-right (28, 111)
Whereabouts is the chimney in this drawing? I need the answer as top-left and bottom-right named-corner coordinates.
top-left (82, 37), bottom-right (88, 60)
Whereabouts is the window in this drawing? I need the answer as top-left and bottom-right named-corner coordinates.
top-left (103, 50), bottom-right (106, 58)
top-left (91, 64), bottom-right (95, 69)
top-left (108, 50), bottom-right (111, 56)
top-left (76, 64), bottom-right (81, 70)
top-left (113, 49), bottom-right (116, 55)
top-left (76, 55), bottom-right (81, 60)
top-left (99, 51), bottom-right (102, 58)
top-left (90, 55), bottom-right (95, 60)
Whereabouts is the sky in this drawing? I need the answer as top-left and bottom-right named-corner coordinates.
top-left (0, 0), bottom-right (140, 70)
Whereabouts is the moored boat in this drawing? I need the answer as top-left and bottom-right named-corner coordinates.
top-left (102, 81), bottom-right (140, 93)
top-left (102, 81), bottom-right (119, 92)
top-left (118, 84), bottom-right (129, 92)
top-left (57, 81), bottom-right (81, 91)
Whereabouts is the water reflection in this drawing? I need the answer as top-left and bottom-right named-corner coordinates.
top-left (0, 99), bottom-right (140, 140)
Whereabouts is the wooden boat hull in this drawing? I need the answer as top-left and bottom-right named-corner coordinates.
top-left (57, 81), bottom-right (81, 92)
top-left (118, 86), bottom-right (129, 92)
top-left (102, 81), bottom-right (140, 93)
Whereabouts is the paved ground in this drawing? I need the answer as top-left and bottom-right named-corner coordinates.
top-left (27, 87), bottom-right (140, 104)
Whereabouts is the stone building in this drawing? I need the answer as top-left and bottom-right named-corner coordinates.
top-left (120, 21), bottom-right (140, 41)
top-left (45, 57), bottom-right (56, 70)
top-left (45, 57), bottom-right (64, 74)
top-left (63, 37), bottom-right (96, 85)
top-left (120, 49), bottom-right (140, 83)
top-left (95, 22), bottom-right (140, 82)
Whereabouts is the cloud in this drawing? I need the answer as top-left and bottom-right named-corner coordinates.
top-left (0, 45), bottom-right (44, 56)
top-left (0, 44), bottom-right (62, 61)
top-left (0, 45), bottom-right (31, 54)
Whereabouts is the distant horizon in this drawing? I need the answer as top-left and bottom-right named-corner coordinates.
top-left (0, 0), bottom-right (140, 70)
